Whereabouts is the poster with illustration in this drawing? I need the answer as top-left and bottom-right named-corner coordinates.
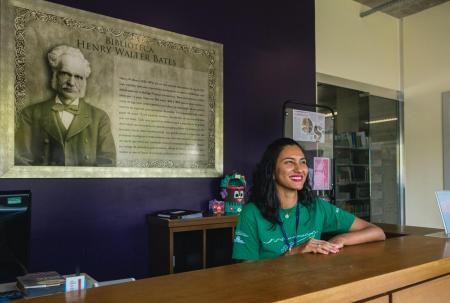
top-left (292, 110), bottom-right (325, 143)
top-left (313, 157), bottom-right (330, 190)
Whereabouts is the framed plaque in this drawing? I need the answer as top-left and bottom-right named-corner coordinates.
top-left (0, 0), bottom-right (223, 178)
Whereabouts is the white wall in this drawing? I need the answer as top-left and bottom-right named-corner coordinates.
top-left (316, 0), bottom-right (450, 228)
top-left (315, 0), bottom-right (400, 90)
top-left (403, 1), bottom-right (450, 227)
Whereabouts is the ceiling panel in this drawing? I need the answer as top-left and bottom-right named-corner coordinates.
top-left (354, 0), bottom-right (449, 18)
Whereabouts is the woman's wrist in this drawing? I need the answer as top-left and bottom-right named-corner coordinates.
top-left (328, 235), bottom-right (346, 247)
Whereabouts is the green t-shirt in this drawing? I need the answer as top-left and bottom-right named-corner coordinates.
top-left (232, 198), bottom-right (356, 260)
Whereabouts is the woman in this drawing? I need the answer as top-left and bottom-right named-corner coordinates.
top-left (232, 138), bottom-right (385, 261)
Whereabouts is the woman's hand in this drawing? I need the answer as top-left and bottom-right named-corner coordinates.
top-left (284, 238), bottom-right (342, 256)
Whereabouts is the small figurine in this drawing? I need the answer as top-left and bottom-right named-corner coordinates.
top-left (220, 172), bottom-right (246, 215)
top-left (208, 199), bottom-right (225, 216)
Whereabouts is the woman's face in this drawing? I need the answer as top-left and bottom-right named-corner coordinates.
top-left (274, 145), bottom-right (308, 193)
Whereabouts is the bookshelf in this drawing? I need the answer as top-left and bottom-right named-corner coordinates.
top-left (369, 141), bottom-right (399, 222)
top-left (318, 82), bottom-right (401, 224)
top-left (334, 136), bottom-right (396, 221)
top-left (335, 132), bottom-right (371, 220)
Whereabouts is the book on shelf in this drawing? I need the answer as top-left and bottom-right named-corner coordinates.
top-left (335, 132), bottom-right (368, 148)
top-left (356, 131), bottom-right (368, 148)
top-left (337, 166), bottom-right (352, 183)
top-left (156, 209), bottom-right (204, 219)
top-left (17, 271), bottom-right (65, 297)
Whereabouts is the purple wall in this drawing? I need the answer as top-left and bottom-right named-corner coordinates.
top-left (0, 0), bottom-right (316, 281)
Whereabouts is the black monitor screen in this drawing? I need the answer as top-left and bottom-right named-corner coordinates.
top-left (0, 190), bottom-right (31, 283)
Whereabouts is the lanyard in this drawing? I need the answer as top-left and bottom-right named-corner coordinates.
top-left (278, 203), bottom-right (300, 251)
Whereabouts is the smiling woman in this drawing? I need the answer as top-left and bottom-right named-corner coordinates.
top-left (232, 137), bottom-right (386, 261)
top-left (274, 144), bottom-right (308, 202)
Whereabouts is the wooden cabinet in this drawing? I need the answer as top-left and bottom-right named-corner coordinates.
top-left (391, 274), bottom-right (450, 303)
top-left (361, 274), bottom-right (450, 303)
top-left (364, 296), bottom-right (389, 303)
top-left (146, 215), bottom-right (238, 276)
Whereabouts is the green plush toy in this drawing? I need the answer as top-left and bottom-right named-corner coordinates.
top-left (220, 172), bottom-right (246, 215)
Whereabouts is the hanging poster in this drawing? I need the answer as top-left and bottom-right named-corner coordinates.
top-left (292, 109), bottom-right (325, 143)
top-left (0, 0), bottom-right (223, 178)
top-left (313, 157), bottom-right (330, 190)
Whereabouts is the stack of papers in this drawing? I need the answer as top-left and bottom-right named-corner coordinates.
top-left (17, 271), bottom-right (65, 297)
top-left (156, 209), bottom-right (203, 219)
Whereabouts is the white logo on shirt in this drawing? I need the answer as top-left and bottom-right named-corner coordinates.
top-left (234, 236), bottom-right (245, 244)
top-left (235, 230), bottom-right (249, 237)
top-left (263, 231), bottom-right (318, 246)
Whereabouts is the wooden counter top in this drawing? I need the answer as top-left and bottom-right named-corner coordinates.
top-left (16, 225), bottom-right (450, 303)
top-left (376, 223), bottom-right (442, 236)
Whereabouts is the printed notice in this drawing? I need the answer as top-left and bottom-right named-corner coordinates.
top-left (313, 157), bottom-right (330, 190)
top-left (292, 110), bottom-right (325, 143)
top-left (113, 56), bottom-right (209, 168)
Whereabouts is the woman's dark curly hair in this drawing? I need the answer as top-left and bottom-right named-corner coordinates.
top-left (250, 137), bottom-right (313, 225)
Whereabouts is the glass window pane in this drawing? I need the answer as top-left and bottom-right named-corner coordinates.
top-left (317, 83), bottom-right (401, 224)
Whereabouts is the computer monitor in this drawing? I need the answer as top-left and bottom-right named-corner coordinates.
top-left (0, 190), bottom-right (31, 283)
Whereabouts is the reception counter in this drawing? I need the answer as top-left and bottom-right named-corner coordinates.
top-left (16, 224), bottom-right (450, 303)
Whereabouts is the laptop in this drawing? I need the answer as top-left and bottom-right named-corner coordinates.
top-left (426, 191), bottom-right (450, 238)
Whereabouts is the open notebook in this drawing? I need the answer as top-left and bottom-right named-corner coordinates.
top-left (426, 191), bottom-right (450, 238)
